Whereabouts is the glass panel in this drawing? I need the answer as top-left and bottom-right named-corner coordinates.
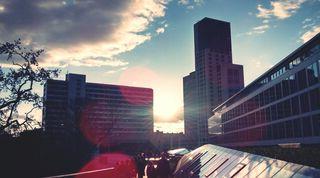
top-left (273, 163), bottom-right (303, 178)
top-left (299, 93), bottom-right (310, 113)
top-left (293, 118), bottom-right (302, 138)
top-left (257, 160), bottom-right (287, 178)
top-left (312, 114), bottom-right (320, 136)
top-left (233, 155), bottom-right (265, 178)
top-left (297, 69), bottom-right (308, 91)
top-left (309, 89), bottom-right (320, 111)
top-left (292, 166), bottom-right (320, 178)
top-left (289, 74), bottom-right (298, 94)
top-left (302, 117), bottom-right (312, 137)
top-left (307, 62), bottom-right (319, 86)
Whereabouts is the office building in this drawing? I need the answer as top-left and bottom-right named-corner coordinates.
top-left (183, 72), bottom-right (198, 143)
top-left (43, 73), bottom-right (153, 145)
top-left (209, 33), bottom-right (320, 147)
top-left (184, 17), bottom-right (244, 145)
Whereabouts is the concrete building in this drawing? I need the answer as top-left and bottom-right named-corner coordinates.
top-left (184, 17), bottom-right (244, 146)
top-left (43, 73), bottom-right (153, 145)
top-left (209, 33), bottom-right (320, 147)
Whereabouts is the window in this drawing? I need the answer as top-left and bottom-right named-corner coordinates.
top-left (297, 69), bottom-right (308, 90)
top-left (312, 115), bottom-right (320, 136)
top-left (289, 75), bottom-right (298, 94)
top-left (307, 62), bottom-right (319, 86)
top-left (268, 87), bottom-right (276, 103)
top-left (299, 93), bottom-right (310, 113)
top-left (259, 93), bottom-right (264, 107)
top-left (293, 118), bottom-right (302, 137)
top-left (291, 96), bottom-right (300, 115)
top-left (278, 102), bottom-right (285, 119)
top-left (302, 117), bottom-right (312, 137)
top-left (266, 107), bottom-right (271, 122)
top-left (264, 89), bottom-right (270, 105)
top-left (283, 99), bottom-right (291, 118)
top-left (285, 120), bottom-right (293, 138)
top-left (271, 105), bottom-right (277, 121)
top-left (279, 122), bottom-right (286, 138)
top-left (273, 124), bottom-right (279, 139)
top-left (267, 124), bottom-right (273, 139)
top-left (282, 78), bottom-right (291, 97)
top-left (255, 111), bottom-right (261, 125)
top-left (309, 89), bottom-right (320, 111)
top-left (275, 83), bottom-right (282, 100)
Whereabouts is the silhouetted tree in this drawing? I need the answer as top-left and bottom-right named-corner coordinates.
top-left (0, 39), bottom-right (59, 135)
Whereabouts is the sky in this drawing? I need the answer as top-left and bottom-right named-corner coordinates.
top-left (0, 0), bottom-right (319, 133)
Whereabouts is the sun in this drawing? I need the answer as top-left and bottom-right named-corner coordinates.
top-left (154, 92), bottom-right (181, 121)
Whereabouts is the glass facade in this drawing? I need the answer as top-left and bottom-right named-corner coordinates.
top-left (209, 34), bottom-right (320, 146)
top-left (174, 144), bottom-right (320, 178)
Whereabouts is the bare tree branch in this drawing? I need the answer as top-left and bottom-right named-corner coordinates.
top-left (0, 39), bottom-right (60, 135)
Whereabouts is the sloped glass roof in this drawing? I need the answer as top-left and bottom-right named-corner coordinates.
top-left (174, 144), bottom-right (320, 178)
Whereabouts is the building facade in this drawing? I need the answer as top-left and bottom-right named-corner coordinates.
top-left (184, 18), bottom-right (244, 146)
top-left (209, 33), bottom-right (320, 147)
top-left (43, 73), bottom-right (153, 145)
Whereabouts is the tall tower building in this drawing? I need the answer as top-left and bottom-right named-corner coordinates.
top-left (184, 17), bottom-right (244, 146)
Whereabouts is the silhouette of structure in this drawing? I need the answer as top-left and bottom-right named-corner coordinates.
top-left (43, 73), bottom-right (153, 145)
top-left (184, 18), bottom-right (244, 146)
top-left (210, 33), bottom-right (320, 146)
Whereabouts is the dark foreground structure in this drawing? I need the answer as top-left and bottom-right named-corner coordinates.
top-left (209, 33), bottom-right (320, 147)
top-left (174, 144), bottom-right (320, 178)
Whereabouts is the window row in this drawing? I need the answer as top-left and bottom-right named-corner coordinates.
top-left (220, 114), bottom-right (320, 144)
top-left (223, 88), bottom-right (320, 132)
top-left (222, 60), bottom-right (320, 123)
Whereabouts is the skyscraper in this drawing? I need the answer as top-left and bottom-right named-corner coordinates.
top-left (184, 17), bottom-right (244, 146)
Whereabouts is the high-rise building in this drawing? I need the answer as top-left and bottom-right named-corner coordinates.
top-left (43, 73), bottom-right (153, 145)
top-left (183, 17), bottom-right (244, 146)
top-left (209, 33), bottom-right (320, 147)
top-left (183, 72), bottom-right (198, 143)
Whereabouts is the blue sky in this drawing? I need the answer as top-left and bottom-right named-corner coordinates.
top-left (1, 0), bottom-right (319, 133)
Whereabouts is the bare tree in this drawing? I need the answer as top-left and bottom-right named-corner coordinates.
top-left (0, 39), bottom-right (59, 135)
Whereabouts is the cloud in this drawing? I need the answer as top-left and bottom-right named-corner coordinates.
top-left (0, 0), bottom-right (169, 67)
top-left (256, 0), bottom-right (306, 20)
top-left (178, 0), bottom-right (189, 5)
top-left (247, 24), bottom-right (270, 35)
top-left (302, 17), bottom-right (312, 24)
top-left (105, 66), bottom-right (128, 75)
top-left (300, 25), bottom-right (320, 43)
top-left (156, 27), bottom-right (165, 34)
top-left (178, 0), bottom-right (204, 9)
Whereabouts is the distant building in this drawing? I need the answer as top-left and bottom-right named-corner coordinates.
top-left (183, 72), bottom-right (198, 144)
top-left (209, 33), bottom-right (320, 147)
top-left (43, 73), bottom-right (153, 145)
top-left (183, 17), bottom-right (244, 146)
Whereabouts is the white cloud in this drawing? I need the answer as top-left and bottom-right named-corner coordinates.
top-left (178, 0), bottom-right (204, 9)
top-left (257, 0), bottom-right (306, 19)
top-left (302, 17), bottom-right (312, 24)
top-left (247, 24), bottom-right (270, 35)
top-left (300, 25), bottom-right (320, 43)
top-left (156, 27), bottom-right (165, 34)
top-left (178, 0), bottom-right (189, 5)
top-left (104, 66), bottom-right (128, 75)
